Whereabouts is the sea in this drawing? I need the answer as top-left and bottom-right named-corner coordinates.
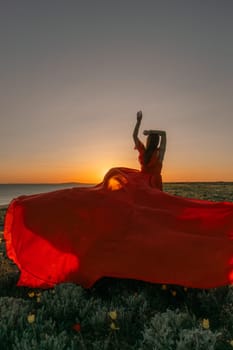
top-left (0, 183), bottom-right (91, 206)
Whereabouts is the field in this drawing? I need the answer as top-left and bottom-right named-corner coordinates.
top-left (0, 183), bottom-right (233, 350)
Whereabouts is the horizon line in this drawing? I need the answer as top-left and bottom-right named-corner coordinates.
top-left (0, 180), bottom-right (233, 185)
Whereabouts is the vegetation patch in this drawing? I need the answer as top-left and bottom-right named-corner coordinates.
top-left (0, 183), bottom-right (233, 349)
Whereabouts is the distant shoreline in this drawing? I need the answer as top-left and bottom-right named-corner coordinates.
top-left (0, 181), bottom-right (232, 185)
top-left (0, 182), bottom-right (95, 186)
top-left (164, 181), bottom-right (233, 184)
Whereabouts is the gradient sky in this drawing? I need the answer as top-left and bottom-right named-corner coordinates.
top-left (1, 1), bottom-right (233, 183)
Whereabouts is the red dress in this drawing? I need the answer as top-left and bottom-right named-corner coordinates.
top-left (136, 141), bottom-right (163, 190)
top-left (4, 167), bottom-right (233, 289)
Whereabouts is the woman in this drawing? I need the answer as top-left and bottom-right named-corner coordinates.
top-left (133, 110), bottom-right (166, 190)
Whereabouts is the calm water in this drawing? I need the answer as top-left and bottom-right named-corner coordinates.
top-left (0, 183), bottom-right (90, 206)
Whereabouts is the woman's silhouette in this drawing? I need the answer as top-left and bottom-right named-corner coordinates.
top-left (133, 110), bottom-right (166, 190)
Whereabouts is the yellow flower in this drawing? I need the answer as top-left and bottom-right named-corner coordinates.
top-left (171, 290), bottom-right (177, 297)
top-left (35, 292), bottom-right (41, 302)
top-left (27, 313), bottom-right (35, 324)
top-left (229, 339), bottom-right (233, 347)
top-left (109, 310), bottom-right (117, 320)
top-left (110, 322), bottom-right (120, 331)
top-left (202, 318), bottom-right (210, 329)
top-left (161, 284), bottom-right (167, 290)
top-left (28, 291), bottom-right (35, 298)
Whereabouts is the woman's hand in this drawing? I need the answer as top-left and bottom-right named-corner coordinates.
top-left (137, 111), bottom-right (142, 122)
top-left (143, 130), bottom-right (165, 136)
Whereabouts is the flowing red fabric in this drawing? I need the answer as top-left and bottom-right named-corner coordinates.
top-left (4, 167), bottom-right (233, 289)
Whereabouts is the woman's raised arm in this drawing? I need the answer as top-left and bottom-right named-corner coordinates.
top-left (133, 111), bottom-right (143, 149)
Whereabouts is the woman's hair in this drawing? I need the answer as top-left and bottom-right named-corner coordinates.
top-left (144, 134), bottom-right (160, 164)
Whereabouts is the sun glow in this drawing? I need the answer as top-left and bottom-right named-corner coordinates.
top-left (106, 174), bottom-right (128, 191)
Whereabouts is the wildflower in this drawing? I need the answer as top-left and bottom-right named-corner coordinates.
top-left (202, 318), bottom-right (210, 329)
top-left (171, 290), bottom-right (177, 297)
top-left (73, 323), bottom-right (81, 332)
top-left (35, 292), bottom-right (41, 303)
top-left (28, 291), bottom-right (35, 298)
top-left (229, 339), bottom-right (233, 347)
top-left (161, 284), bottom-right (167, 290)
top-left (110, 322), bottom-right (120, 331)
top-left (27, 313), bottom-right (35, 324)
top-left (108, 310), bottom-right (117, 320)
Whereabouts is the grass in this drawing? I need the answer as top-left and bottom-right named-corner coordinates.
top-left (0, 183), bottom-right (233, 349)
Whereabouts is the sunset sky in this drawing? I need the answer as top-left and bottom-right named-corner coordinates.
top-left (1, 1), bottom-right (233, 183)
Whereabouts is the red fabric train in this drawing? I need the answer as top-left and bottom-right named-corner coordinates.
top-left (4, 167), bottom-right (233, 289)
